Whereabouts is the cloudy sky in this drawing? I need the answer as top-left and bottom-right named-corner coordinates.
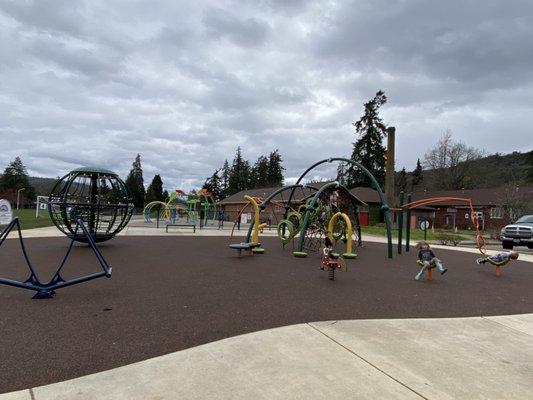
top-left (1, 0), bottom-right (532, 190)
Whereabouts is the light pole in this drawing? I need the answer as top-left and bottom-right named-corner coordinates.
top-left (17, 188), bottom-right (26, 210)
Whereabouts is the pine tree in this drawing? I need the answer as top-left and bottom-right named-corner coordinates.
top-left (396, 167), bottom-right (408, 194)
top-left (202, 169), bottom-right (222, 201)
top-left (220, 160), bottom-right (230, 199)
top-left (412, 158), bottom-right (423, 188)
top-left (251, 155), bottom-right (270, 188)
top-left (527, 151), bottom-right (533, 184)
top-left (267, 149), bottom-right (284, 186)
top-left (0, 157), bottom-right (36, 201)
top-left (347, 91), bottom-right (388, 188)
top-left (228, 147), bottom-right (251, 195)
top-left (125, 154), bottom-right (145, 208)
top-left (145, 174), bottom-right (164, 204)
top-left (162, 190), bottom-right (169, 201)
top-left (336, 162), bottom-right (348, 186)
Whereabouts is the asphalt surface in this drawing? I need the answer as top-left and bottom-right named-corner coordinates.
top-left (0, 236), bottom-right (532, 393)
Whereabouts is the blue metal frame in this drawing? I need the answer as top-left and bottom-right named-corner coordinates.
top-left (0, 218), bottom-right (112, 299)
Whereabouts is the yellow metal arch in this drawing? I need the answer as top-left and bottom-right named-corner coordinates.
top-left (327, 212), bottom-right (357, 259)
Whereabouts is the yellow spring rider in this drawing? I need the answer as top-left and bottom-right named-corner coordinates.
top-left (229, 195), bottom-right (267, 256)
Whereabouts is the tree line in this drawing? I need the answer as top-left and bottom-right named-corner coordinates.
top-left (122, 147), bottom-right (285, 209)
top-left (202, 147), bottom-right (284, 201)
top-left (3, 91), bottom-right (530, 211)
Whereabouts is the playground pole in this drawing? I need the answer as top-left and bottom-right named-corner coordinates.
top-left (405, 193), bottom-right (411, 252)
top-left (397, 192), bottom-right (404, 254)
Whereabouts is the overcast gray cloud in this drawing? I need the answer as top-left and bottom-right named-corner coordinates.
top-left (0, 0), bottom-right (532, 190)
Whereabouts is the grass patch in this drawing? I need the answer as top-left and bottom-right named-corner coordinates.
top-left (11, 209), bottom-right (54, 229)
top-left (361, 224), bottom-right (478, 241)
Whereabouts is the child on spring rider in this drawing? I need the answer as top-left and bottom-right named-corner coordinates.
top-left (415, 240), bottom-right (447, 281)
top-left (476, 251), bottom-right (519, 266)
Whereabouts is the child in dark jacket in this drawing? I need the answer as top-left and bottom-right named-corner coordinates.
top-left (415, 241), bottom-right (447, 281)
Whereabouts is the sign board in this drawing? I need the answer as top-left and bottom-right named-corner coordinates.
top-left (240, 213), bottom-right (248, 224)
top-left (0, 199), bottom-right (13, 225)
top-left (419, 220), bottom-right (430, 230)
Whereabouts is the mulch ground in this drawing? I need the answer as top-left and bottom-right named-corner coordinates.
top-left (0, 235), bottom-right (532, 393)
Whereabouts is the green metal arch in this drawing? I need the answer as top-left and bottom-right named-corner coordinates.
top-left (285, 158), bottom-right (393, 258)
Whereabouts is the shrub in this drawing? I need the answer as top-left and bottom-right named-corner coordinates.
top-left (434, 230), bottom-right (463, 246)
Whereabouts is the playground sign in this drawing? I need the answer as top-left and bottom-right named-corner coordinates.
top-left (0, 199), bottom-right (13, 225)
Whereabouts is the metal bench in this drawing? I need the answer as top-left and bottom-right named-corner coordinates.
top-left (165, 224), bottom-right (196, 233)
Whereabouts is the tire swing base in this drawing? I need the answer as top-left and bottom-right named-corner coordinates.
top-left (293, 251), bottom-right (308, 258)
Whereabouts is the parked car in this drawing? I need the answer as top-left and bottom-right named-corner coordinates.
top-left (501, 215), bottom-right (533, 249)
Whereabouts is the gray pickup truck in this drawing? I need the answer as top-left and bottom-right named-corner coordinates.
top-left (501, 215), bottom-right (533, 249)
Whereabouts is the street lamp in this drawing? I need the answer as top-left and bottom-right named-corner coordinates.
top-left (17, 188), bottom-right (26, 210)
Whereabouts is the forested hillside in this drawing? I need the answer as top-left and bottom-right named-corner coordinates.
top-left (402, 150), bottom-right (532, 192)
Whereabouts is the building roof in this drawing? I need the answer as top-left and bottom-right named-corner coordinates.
top-left (217, 185), bottom-right (320, 205)
top-left (349, 187), bottom-right (382, 204)
top-left (217, 181), bottom-right (366, 206)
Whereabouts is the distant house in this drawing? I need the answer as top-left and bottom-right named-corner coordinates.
top-left (217, 185), bottom-right (533, 230)
top-left (407, 187), bottom-right (533, 230)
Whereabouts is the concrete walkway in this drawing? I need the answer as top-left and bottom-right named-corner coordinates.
top-left (3, 314), bottom-right (533, 400)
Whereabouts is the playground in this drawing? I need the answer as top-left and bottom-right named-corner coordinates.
top-left (0, 235), bottom-right (532, 394)
top-left (0, 160), bottom-right (532, 398)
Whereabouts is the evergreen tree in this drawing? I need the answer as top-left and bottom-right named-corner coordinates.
top-left (412, 158), bottom-right (423, 187)
top-left (336, 162), bottom-right (348, 186)
top-left (0, 156), bottom-right (36, 201)
top-left (527, 151), bottom-right (533, 184)
top-left (162, 190), bottom-right (169, 201)
top-left (396, 167), bottom-right (408, 194)
top-left (347, 90), bottom-right (388, 188)
top-left (202, 169), bottom-right (222, 201)
top-left (251, 155), bottom-right (270, 188)
top-left (228, 147), bottom-right (252, 195)
top-left (267, 149), bottom-right (284, 186)
top-left (220, 160), bottom-right (230, 199)
top-left (125, 154), bottom-right (145, 208)
top-left (145, 174), bottom-right (164, 204)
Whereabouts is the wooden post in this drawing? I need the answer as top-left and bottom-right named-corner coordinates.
top-left (405, 193), bottom-right (412, 252)
top-left (427, 268), bottom-right (433, 281)
top-left (397, 192), bottom-right (404, 255)
top-left (385, 127), bottom-right (396, 207)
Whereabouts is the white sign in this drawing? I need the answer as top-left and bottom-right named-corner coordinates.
top-left (240, 213), bottom-right (248, 224)
top-left (419, 220), bottom-right (430, 230)
top-left (0, 199), bottom-right (13, 226)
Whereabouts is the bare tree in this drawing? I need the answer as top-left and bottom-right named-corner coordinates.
top-left (497, 184), bottom-right (533, 221)
top-left (423, 130), bottom-right (484, 190)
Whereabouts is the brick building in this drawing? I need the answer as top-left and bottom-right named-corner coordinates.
top-left (394, 187), bottom-right (533, 231)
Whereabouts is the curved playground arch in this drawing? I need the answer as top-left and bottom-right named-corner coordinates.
top-left (398, 196), bottom-right (486, 255)
top-left (260, 183), bottom-right (362, 249)
top-left (143, 201), bottom-right (170, 223)
top-left (286, 158), bottom-right (393, 258)
top-left (327, 212), bottom-right (357, 259)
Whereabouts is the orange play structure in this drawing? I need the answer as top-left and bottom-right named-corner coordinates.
top-left (398, 196), bottom-right (486, 256)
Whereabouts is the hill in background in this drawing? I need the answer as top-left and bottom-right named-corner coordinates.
top-left (405, 150), bottom-right (532, 191)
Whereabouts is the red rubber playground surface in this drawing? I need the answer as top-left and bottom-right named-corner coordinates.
top-left (0, 236), bottom-right (532, 393)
